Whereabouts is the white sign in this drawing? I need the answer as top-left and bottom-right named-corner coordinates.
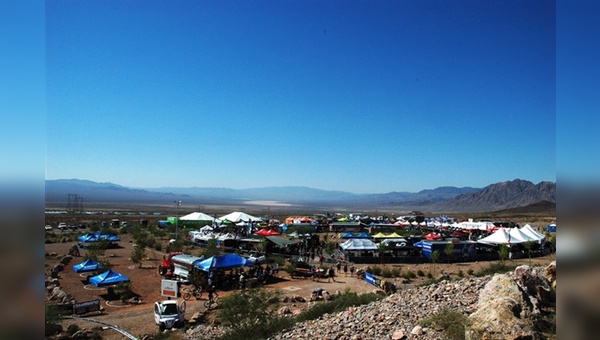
top-left (161, 279), bottom-right (179, 298)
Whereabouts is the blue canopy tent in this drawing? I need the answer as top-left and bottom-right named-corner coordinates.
top-left (89, 269), bottom-right (129, 287)
top-left (196, 254), bottom-right (255, 272)
top-left (73, 259), bottom-right (104, 273)
top-left (341, 232), bottom-right (355, 239)
top-left (356, 232), bottom-right (372, 239)
top-left (78, 232), bottom-right (120, 243)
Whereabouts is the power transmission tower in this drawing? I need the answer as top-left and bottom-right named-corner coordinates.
top-left (67, 194), bottom-right (84, 215)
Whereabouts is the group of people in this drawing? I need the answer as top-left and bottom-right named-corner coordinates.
top-left (310, 261), bottom-right (355, 282)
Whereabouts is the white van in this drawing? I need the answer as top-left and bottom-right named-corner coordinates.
top-left (154, 300), bottom-right (185, 331)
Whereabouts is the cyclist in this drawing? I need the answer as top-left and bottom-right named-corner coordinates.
top-left (207, 285), bottom-right (217, 303)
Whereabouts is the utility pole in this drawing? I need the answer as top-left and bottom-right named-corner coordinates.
top-left (174, 200), bottom-right (181, 239)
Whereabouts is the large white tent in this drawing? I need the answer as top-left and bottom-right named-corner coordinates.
top-left (520, 224), bottom-right (545, 242)
top-left (180, 212), bottom-right (220, 222)
top-left (477, 228), bottom-right (512, 245)
top-left (219, 211), bottom-right (262, 223)
top-left (478, 227), bottom-right (540, 245)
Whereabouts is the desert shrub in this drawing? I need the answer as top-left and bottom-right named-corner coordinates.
top-left (457, 270), bottom-right (464, 278)
top-left (45, 305), bottom-right (64, 336)
top-left (475, 262), bottom-right (518, 277)
top-left (370, 266), bottom-right (382, 276)
top-left (391, 267), bottom-right (401, 277)
top-left (381, 268), bottom-right (393, 278)
top-left (406, 270), bottom-right (416, 279)
top-left (420, 309), bottom-right (469, 340)
top-left (426, 272), bottom-right (433, 279)
top-left (154, 242), bottom-right (162, 251)
top-left (67, 324), bottom-right (80, 336)
top-left (114, 282), bottom-right (135, 302)
top-left (467, 269), bottom-right (474, 276)
top-left (417, 269), bottom-right (425, 277)
top-left (296, 291), bottom-right (381, 323)
top-left (284, 261), bottom-right (297, 275)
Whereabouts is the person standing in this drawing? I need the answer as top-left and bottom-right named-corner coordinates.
top-left (328, 265), bottom-right (336, 282)
top-left (344, 263), bottom-right (348, 277)
top-left (239, 271), bottom-right (247, 292)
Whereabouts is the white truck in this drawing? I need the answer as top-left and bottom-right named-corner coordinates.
top-left (154, 299), bottom-right (186, 331)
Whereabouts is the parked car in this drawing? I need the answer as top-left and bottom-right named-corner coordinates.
top-left (154, 300), bottom-right (186, 331)
top-left (45, 225), bottom-right (53, 231)
top-left (58, 223), bottom-right (68, 230)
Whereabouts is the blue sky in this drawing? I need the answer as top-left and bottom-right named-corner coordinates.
top-left (45, 1), bottom-right (556, 194)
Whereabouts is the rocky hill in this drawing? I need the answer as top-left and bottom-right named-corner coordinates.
top-left (431, 179), bottom-right (556, 213)
top-left (184, 262), bottom-right (556, 340)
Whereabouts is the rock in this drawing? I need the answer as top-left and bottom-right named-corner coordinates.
top-left (466, 273), bottom-right (536, 340)
top-left (544, 260), bottom-right (556, 287)
top-left (410, 325), bottom-right (422, 335)
top-left (391, 330), bottom-right (406, 339)
top-left (293, 295), bottom-right (306, 303)
top-left (278, 306), bottom-right (292, 315)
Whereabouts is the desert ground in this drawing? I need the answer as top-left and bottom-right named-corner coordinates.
top-left (45, 224), bottom-right (554, 340)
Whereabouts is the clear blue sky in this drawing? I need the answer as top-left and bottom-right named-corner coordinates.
top-left (45, 1), bottom-right (556, 194)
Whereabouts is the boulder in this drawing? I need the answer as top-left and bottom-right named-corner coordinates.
top-left (466, 273), bottom-right (537, 339)
top-left (410, 325), bottom-right (422, 335)
top-left (278, 306), bottom-right (292, 315)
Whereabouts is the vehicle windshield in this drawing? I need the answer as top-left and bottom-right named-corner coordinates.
top-left (161, 303), bottom-right (178, 315)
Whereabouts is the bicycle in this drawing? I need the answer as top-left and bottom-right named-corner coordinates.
top-left (183, 286), bottom-right (203, 301)
top-left (204, 290), bottom-right (219, 309)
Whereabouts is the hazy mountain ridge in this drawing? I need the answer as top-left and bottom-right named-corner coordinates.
top-left (432, 179), bottom-right (556, 212)
top-left (45, 178), bottom-right (556, 213)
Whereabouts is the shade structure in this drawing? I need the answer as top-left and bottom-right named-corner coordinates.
top-left (73, 259), bottom-right (103, 273)
top-left (78, 232), bottom-right (120, 243)
top-left (196, 254), bottom-right (255, 272)
top-left (255, 228), bottom-right (281, 236)
top-left (520, 224), bottom-right (545, 242)
top-left (88, 269), bottom-right (129, 287)
top-left (219, 211), bottom-right (262, 223)
top-left (339, 238), bottom-right (378, 251)
top-left (180, 212), bottom-right (219, 222)
top-left (424, 232), bottom-right (443, 240)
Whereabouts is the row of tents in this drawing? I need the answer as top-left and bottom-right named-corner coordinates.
top-left (72, 253), bottom-right (255, 287)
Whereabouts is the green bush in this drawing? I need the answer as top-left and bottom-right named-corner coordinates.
top-left (417, 269), bottom-right (425, 277)
top-left (420, 309), bottom-right (469, 340)
top-left (216, 289), bottom-right (383, 340)
top-left (457, 270), bottom-right (464, 278)
top-left (467, 269), bottom-right (474, 276)
top-left (426, 272), bottom-right (433, 279)
top-left (381, 268), bottom-right (393, 278)
top-left (370, 266), bottom-right (382, 276)
top-left (391, 267), bottom-right (401, 277)
top-left (475, 262), bottom-right (518, 277)
top-left (67, 324), bottom-right (80, 336)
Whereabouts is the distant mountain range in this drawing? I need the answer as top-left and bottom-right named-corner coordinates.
top-left (45, 178), bottom-right (555, 213)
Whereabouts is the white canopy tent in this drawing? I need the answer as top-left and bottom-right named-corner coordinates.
top-left (456, 221), bottom-right (496, 231)
top-left (339, 238), bottom-right (378, 251)
top-left (219, 211), bottom-right (263, 223)
top-left (180, 212), bottom-right (220, 223)
top-left (478, 227), bottom-right (540, 245)
top-left (520, 224), bottom-right (545, 242)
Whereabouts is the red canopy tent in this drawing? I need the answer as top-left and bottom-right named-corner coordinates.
top-left (424, 232), bottom-right (443, 240)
